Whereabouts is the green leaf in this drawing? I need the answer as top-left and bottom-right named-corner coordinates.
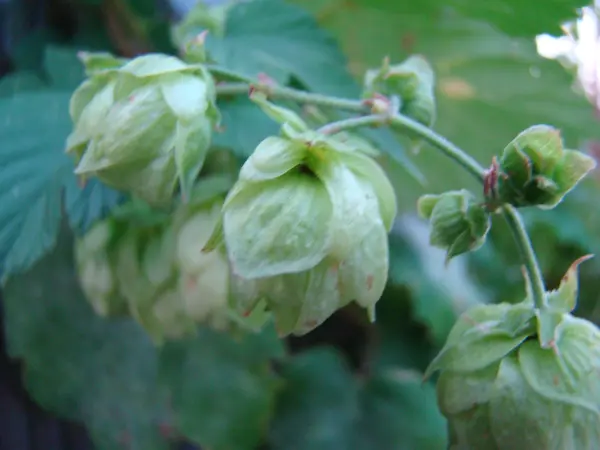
top-left (358, 369), bottom-right (447, 449)
top-left (269, 348), bottom-right (447, 450)
top-left (158, 327), bottom-right (282, 450)
top-left (0, 90), bottom-right (124, 280)
top-left (371, 285), bottom-right (441, 373)
top-left (0, 45), bottom-right (86, 97)
top-left (64, 177), bottom-right (125, 234)
top-left (347, 0), bottom-right (587, 38)
top-left (0, 91), bottom-right (72, 279)
top-left (269, 349), bottom-right (357, 450)
top-left (212, 97), bottom-right (280, 158)
top-left (205, 0), bottom-right (359, 97)
top-left (3, 228), bottom-right (172, 450)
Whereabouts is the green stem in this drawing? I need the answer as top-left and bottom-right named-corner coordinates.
top-left (388, 115), bottom-right (486, 180)
top-left (317, 114), bottom-right (388, 134)
top-left (502, 205), bottom-right (547, 309)
top-left (317, 113), bottom-right (486, 180)
top-left (215, 82), bottom-right (366, 112)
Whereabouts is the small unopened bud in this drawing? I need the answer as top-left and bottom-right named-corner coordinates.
top-left (417, 189), bottom-right (491, 263)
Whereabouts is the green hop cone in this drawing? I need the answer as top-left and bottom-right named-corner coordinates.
top-left (363, 55), bottom-right (436, 128)
top-left (425, 259), bottom-right (600, 449)
top-left (74, 219), bottom-right (129, 317)
top-left (417, 189), bottom-right (491, 263)
top-left (209, 97), bottom-right (397, 336)
top-left (66, 52), bottom-right (219, 206)
top-left (173, 198), bottom-right (231, 331)
top-left (113, 196), bottom-right (231, 344)
top-left (493, 125), bottom-right (596, 209)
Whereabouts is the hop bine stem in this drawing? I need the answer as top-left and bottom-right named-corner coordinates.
top-left (213, 76), bottom-right (548, 310)
top-left (502, 205), bottom-right (547, 309)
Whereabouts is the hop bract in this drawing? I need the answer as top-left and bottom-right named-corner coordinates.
top-left (214, 96), bottom-right (397, 336)
top-left (417, 189), bottom-right (491, 263)
top-left (66, 52), bottom-right (219, 206)
top-left (426, 259), bottom-right (600, 449)
top-left (74, 219), bottom-right (129, 317)
top-left (492, 125), bottom-right (596, 209)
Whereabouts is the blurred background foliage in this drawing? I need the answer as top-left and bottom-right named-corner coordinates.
top-left (1, 0), bottom-right (599, 449)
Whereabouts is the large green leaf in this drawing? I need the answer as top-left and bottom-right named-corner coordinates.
top-left (350, 0), bottom-right (587, 38)
top-left (158, 327), bottom-right (282, 450)
top-left (0, 45), bottom-right (86, 97)
top-left (268, 348), bottom-right (447, 450)
top-left (0, 88), bottom-right (124, 279)
top-left (206, 0), bottom-right (359, 97)
top-left (3, 228), bottom-right (172, 450)
top-left (212, 96), bottom-right (280, 158)
top-left (0, 91), bottom-right (72, 279)
top-left (64, 177), bottom-right (125, 234)
top-left (0, 45), bottom-right (129, 277)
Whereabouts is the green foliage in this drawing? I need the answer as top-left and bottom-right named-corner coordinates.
top-left (4, 229), bottom-right (173, 450)
top-left (349, 0), bottom-right (587, 38)
top-left (269, 349), bottom-right (447, 450)
top-left (2, 0), bottom-right (600, 448)
top-left (205, 0), bottom-right (358, 97)
top-left (159, 328), bottom-right (282, 450)
top-left (0, 89), bottom-right (121, 279)
top-left (4, 227), bottom-right (284, 450)
top-left (213, 97), bottom-right (280, 157)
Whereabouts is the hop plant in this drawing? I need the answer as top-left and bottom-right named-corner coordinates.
top-left (425, 258), bottom-right (600, 449)
top-left (66, 52), bottom-right (219, 206)
top-left (208, 95), bottom-right (398, 336)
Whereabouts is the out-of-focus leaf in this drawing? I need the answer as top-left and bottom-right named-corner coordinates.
top-left (349, 0), bottom-right (587, 38)
top-left (212, 96), bottom-right (280, 158)
top-left (358, 369), bottom-right (447, 450)
top-left (0, 87), bottom-right (125, 280)
top-left (387, 216), bottom-right (487, 346)
top-left (268, 348), bottom-right (447, 450)
top-left (0, 91), bottom-right (71, 280)
top-left (3, 228), bottom-right (173, 450)
top-left (63, 176), bottom-right (125, 235)
top-left (158, 327), bottom-right (282, 450)
top-left (0, 45), bottom-right (85, 96)
top-left (205, 0), bottom-right (358, 97)
top-left (372, 285), bottom-right (441, 374)
top-left (43, 45), bottom-right (86, 89)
